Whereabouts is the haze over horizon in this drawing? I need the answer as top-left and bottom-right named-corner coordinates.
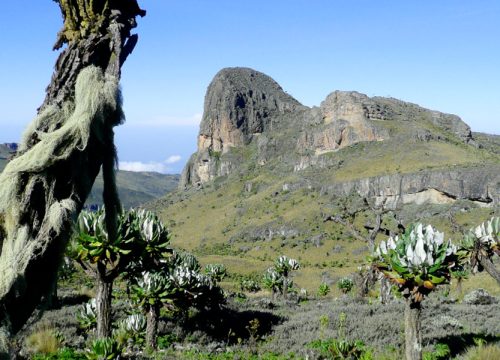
top-left (1, 0), bottom-right (499, 174)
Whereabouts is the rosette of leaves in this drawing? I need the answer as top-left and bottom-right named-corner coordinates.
top-left (131, 272), bottom-right (175, 309)
top-left (85, 337), bottom-right (121, 360)
top-left (240, 279), bottom-right (261, 293)
top-left (262, 267), bottom-right (284, 299)
top-left (123, 314), bottom-right (146, 333)
top-left (136, 210), bottom-right (172, 263)
top-left (77, 298), bottom-right (97, 331)
top-left (120, 209), bottom-right (172, 279)
top-left (204, 264), bottom-right (227, 283)
top-left (274, 255), bottom-right (300, 277)
top-left (373, 223), bottom-right (458, 302)
top-left (75, 208), bottom-right (133, 266)
top-left (115, 313), bottom-right (146, 349)
top-left (459, 217), bottom-right (500, 285)
top-left (171, 251), bottom-right (201, 272)
top-left (337, 278), bottom-right (354, 294)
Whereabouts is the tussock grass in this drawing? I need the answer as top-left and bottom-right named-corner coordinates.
top-left (458, 344), bottom-right (500, 360)
top-left (25, 324), bottom-right (62, 355)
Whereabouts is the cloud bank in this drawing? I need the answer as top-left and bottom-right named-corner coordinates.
top-left (119, 155), bottom-right (182, 174)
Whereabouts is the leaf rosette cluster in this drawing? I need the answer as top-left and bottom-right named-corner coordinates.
top-left (460, 217), bottom-right (500, 268)
top-left (372, 223), bottom-right (458, 302)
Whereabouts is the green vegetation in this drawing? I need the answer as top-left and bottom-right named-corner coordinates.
top-left (318, 283), bottom-right (331, 297)
top-left (337, 278), bottom-right (354, 294)
top-left (262, 256), bottom-right (300, 300)
top-left (86, 171), bottom-right (179, 209)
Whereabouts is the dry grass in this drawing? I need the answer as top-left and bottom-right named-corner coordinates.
top-left (458, 344), bottom-right (500, 360)
top-left (25, 323), bottom-right (62, 355)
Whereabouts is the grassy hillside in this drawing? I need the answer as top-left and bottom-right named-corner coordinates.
top-left (150, 136), bottom-right (500, 296)
top-left (86, 170), bottom-right (179, 208)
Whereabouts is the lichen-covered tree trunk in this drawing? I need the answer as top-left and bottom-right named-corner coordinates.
top-left (0, 1), bottom-right (144, 356)
top-left (146, 303), bottom-right (160, 349)
top-left (404, 299), bottom-right (422, 360)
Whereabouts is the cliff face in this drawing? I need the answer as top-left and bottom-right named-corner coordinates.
top-left (181, 67), bottom-right (304, 185)
top-left (197, 67), bottom-right (304, 153)
top-left (180, 67), bottom-right (497, 206)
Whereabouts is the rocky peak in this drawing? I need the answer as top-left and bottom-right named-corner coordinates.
top-left (181, 68), bottom-right (479, 188)
top-left (198, 67), bottom-right (304, 153)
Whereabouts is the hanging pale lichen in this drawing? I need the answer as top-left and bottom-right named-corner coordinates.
top-left (0, 65), bottom-right (122, 299)
top-left (0, 2), bottom-right (144, 356)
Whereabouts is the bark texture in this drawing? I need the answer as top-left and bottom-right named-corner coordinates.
top-left (404, 299), bottom-right (422, 360)
top-left (96, 276), bottom-right (113, 339)
top-left (0, 1), bottom-right (144, 354)
top-left (146, 304), bottom-right (160, 349)
top-left (479, 256), bottom-right (500, 285)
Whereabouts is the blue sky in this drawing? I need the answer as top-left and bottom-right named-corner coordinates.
top-left (1, 1), bottom-right (499, 174)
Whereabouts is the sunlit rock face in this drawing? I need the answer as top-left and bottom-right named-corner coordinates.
top-left (180, 67), bottom-right (480, 201)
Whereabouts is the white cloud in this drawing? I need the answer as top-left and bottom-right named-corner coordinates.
top-left (128, 113), bottom-right (202, 127)
top-left (119, 155), bottom-right (182, 173)
top-left (119, 161), bottom-right (168, 173)
top-left (165, 155), bottom-right (182, 164)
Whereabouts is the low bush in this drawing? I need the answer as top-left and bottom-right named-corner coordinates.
top-left (318, 283), bottom-right (330, 297)
top-left (308, 338), bottom-right (372, 359)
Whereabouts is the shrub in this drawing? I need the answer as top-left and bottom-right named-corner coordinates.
top-left (308, 338), bottom-right (372, 359)
top-left (337, 278), bottom-right (354, 294)
top-left (318, 283), bottom-right (331, 297)
top-left (240, 279), bottom-right (261, 293)
top-left (423, 343), bottom-right (450, 360)
top-left (32, 348), bottom-right (86, 360)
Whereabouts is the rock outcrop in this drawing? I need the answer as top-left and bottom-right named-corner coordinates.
top-left (180, 67), bottom-right (497, 207)
top-left (320, 166), bottom-right (500, 208)
top-left (198, 67), bottom-right (304, 153)
top-left (181, 67), bottom-right (304, 185)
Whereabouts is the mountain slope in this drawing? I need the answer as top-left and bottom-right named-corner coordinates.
top-left (149, 67), bottom-right (500, 293)
top-left (86, 170), bottom-right (180, 209)
top-left (0, 144), bottom-right (179, 208)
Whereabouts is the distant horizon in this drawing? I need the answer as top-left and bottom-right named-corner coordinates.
top-left (1, 1), bottom-right (499, 174)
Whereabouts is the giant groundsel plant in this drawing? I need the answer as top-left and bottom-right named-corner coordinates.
top-left (459, 217), bottom-right (500, 285)
top-left (372, 223), bottom-right (458, 360)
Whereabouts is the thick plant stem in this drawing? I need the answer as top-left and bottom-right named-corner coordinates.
top-left (479, 257), bottom-right (500, 285)
top-left (282, 277), bottom-right (288, 300)
top-left (146, 303), bottom-right (160, 349)
top-left (380, 277), bottom-right (392, 304)
top-left (404, 299), bottom-right (422, 360)
top-left (96, 275), bottom-right (113, 339)
top-left (0, 3), bottom-right (144, 356)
